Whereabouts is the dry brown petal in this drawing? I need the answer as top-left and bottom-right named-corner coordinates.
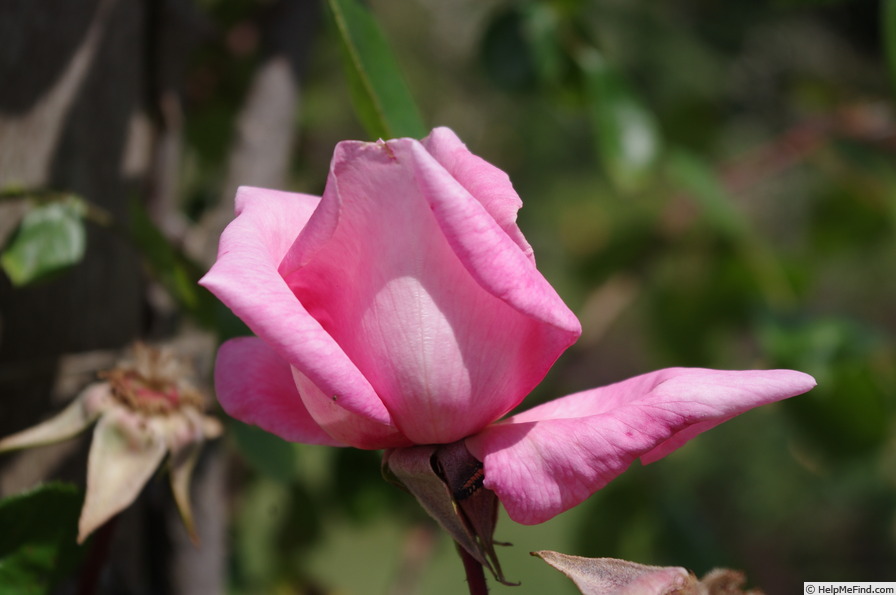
top-left (533, 551), bottom-right (696, 595)
top-left (534, 551), bottom-right (765, 595)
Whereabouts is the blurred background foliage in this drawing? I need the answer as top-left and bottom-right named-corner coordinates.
top-left (2, 0), bottom-right (896, 593)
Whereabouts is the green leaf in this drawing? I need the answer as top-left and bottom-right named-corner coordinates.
top-left (577, 47), bottom-right (661, 193)
top-left (480, 7), bottom-right (539, 92)
top-left (523, 3), bottom-right (566, 86)
top-left (665, 150), bottom-right (747, 239)
top-left (128, 199), bottom-right (217, 329)
top-left (0, 196), bottom-right (87, 286)
top-left (666, 150), bottom-right (795, 308)
top-left (229, 420), bottom-right (299, 482)
top-left (0, 482), bottom-right (85, 593)
top-left (326, 0), bottom-right (426, 140)
top-left (760, 316), bottom-right (894, 457)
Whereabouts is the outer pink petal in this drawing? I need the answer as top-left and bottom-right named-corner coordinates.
top-left (291, 367), bottom-right (412, 449)
top-left (422, 127), bottom-right (534, 261)
top-left (466, 368), bottom-right (816, 525)
top-left (199, 186), bottom-right (399, 439)
top-left (279, 138), bottom-right (580, 444)
top-left (214, 337), bottom-right (344, 446)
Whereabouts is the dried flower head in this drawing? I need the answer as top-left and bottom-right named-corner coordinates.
top-left (0, 343), bottom-right (222, 543)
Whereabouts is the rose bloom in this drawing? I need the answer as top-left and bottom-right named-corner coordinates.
top-left (200, 127), bottom-right (814, 526)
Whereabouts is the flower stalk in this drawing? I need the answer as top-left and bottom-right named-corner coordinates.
top-left (458, 543), bottom-right (489, 595)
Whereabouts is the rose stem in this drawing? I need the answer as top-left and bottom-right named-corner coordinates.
top-left (456, 543), bottom-right (489, 595)
top-left (77, 514), bottom-right (119, 595)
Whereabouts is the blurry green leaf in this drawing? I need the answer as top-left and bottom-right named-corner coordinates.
top-left (0, 482), bottom-right (84, 593)
top-left (648, 249), bottom-right (758, 366)
top-left (233, 479), bottom-right (292, 586)
top-left (481, 2), bottom-right (568, 90)
top-left (333, 448), bottom-right (405, 521)
top-left (761, 316), bottom-right (893, 457)
top-left (578, 47), bottom-right (660, 193)
top-left (230, 420), bottom-right (299, 482)
top-left (1, 196), bottom-right (87, 286)
top-left (524, 3), bottom-right (566, 86)
top-left (666, 150), bottom-right (794, 308)
top-left (326, 0), bottom-right (426, 140)
top-left (884, 0), bottom-right (896, 93)
top-left (666, 150), bottom-right (746, 238)
top-left (481, 7), bottom-right (539, 91)
top-left (129, 199), bottom-right (217, 329)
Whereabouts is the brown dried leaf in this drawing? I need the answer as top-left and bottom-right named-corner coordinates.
top-left (169, 438), bottom-right (201, 544)
top-left (534, 552), bottom-right (765, 595)
top-left (532, 551), bottom-right (698, 595)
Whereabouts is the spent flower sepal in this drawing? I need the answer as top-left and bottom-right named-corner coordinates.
top-left (0, 343), bottom-right (222, 543)
top-left (383, 442), bottom-right (514, 585)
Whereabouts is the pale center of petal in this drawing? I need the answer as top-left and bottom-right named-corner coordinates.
top-left (359, 274), bottom-right (473, 441)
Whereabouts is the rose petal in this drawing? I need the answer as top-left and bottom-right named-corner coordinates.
top-left (214, 337), bottom-right (346, 446)
top-left (466, 368), bottom-right (816, 524)
top-left (291, 367), bottom-right (411, 449)
top-left (422, 127), bottom-right (533, 261)
top-left (200, 187), bottom-right (396, 430)
top-left (278, 138), bottom-right (580, 444)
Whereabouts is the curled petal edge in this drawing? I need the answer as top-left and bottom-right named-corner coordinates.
top-left (467, 368), bottom-right (816, 525)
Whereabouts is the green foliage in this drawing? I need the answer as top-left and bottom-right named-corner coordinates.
top-left (578, 47), bottom-right (661, 193)
top-left (762, 317), bottom-right (895, 457)
top-left (229, 420), bottom-right (301, 483)
top-left (480, 5), bottom-right (545, 91)
top-left (1, 195), bottom-right (87, 286)
top-left (0, 483), bottom-right (84, 593)
top-left (326, 0), bottom-right (427, 140)
top-left (884, 0), bottom-right (896, 93)
top-left (128, 198), bottom-right (219, 329)
top-left (3, 1), bottom-right (888, 592)
top-left (185, 1), bottom-right (896, 590)
top-left (665, 150), bottom-right (795, 309)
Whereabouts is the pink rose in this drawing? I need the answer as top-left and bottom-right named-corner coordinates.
top-left (200, 127), bottom-right (815, 525)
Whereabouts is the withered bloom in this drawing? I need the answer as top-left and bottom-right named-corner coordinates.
top-left (0, 343), bottom-right (222, 543)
